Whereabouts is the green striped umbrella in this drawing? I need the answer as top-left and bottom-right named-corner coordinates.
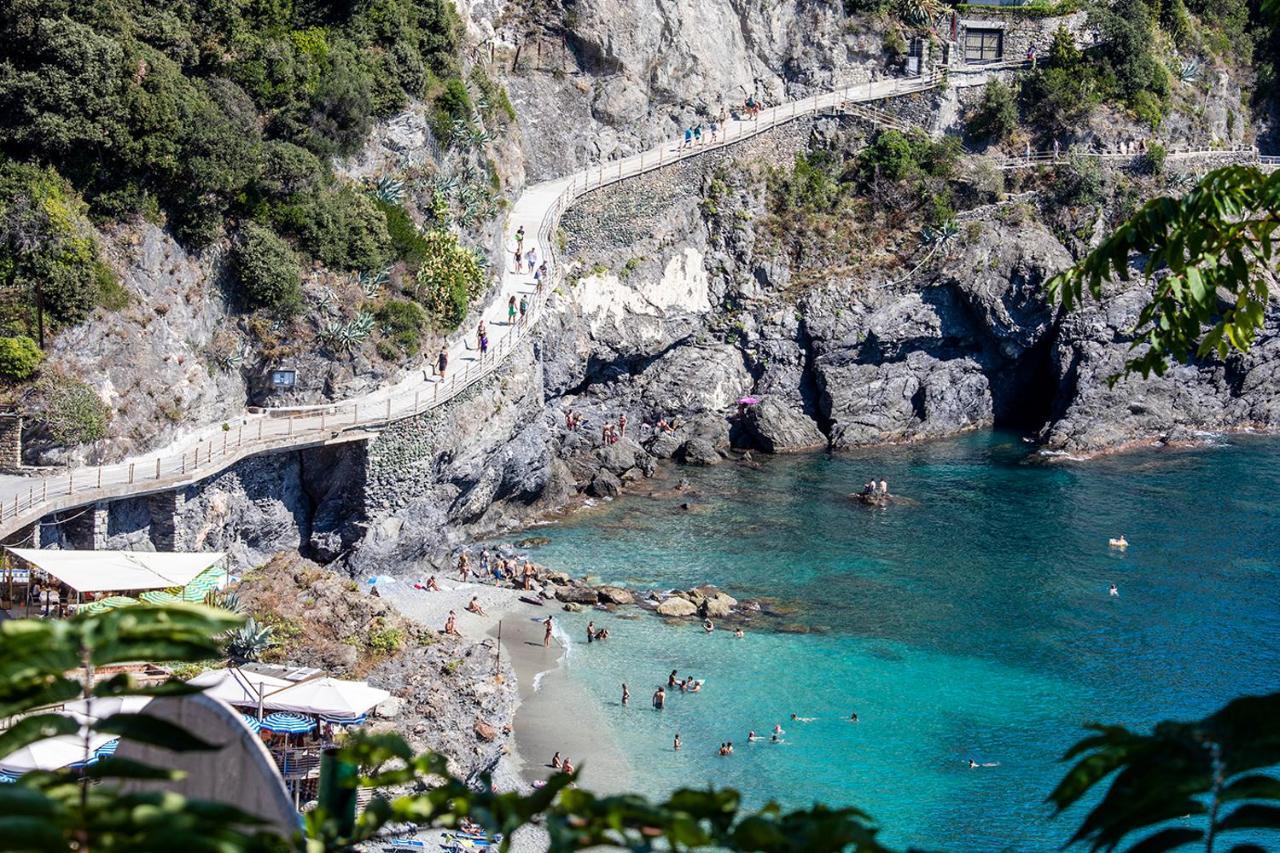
top-left (139, 590), bottom-right (183, 605)
top-left (79, 596), bottom-right (139, 614)
top-left (182, 567), bottom-right (227, 601)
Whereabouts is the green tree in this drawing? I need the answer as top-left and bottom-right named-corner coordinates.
top-left (0, 335), bottom-right (43, 379)
top-left (1049, 165), bottom-right (1278, 379)
top-left (374, 298), bottom-right (428, 357)
top-left (967, 80), bottom-right (1018, 144)
top-left (232, 222), bottom-right (302, 313)
top-left (0, 161), bottom-right (104, 345)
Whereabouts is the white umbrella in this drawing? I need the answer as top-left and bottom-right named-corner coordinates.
top-left (265, 677), bottom-right (390, 718)
top-left (61, 696), bottom-right (153, 724)
top-left (187, 668), bottom-right (293, 706)
top-left (0, 731), bottom-right (116, 773)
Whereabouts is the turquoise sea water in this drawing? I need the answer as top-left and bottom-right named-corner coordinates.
top-left (517, 431), bottom-right (1280, 851)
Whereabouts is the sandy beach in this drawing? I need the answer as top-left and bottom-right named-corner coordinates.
top-left (380, 573), bottom-right (633, 796)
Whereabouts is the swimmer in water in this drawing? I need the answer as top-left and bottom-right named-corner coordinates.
top-left (773, 723), bottom-right (784, 735)
top-left (734, 628), bottom-right (744, 639)
top-left (748, 730), bottom-right (760, 742)
top-left (1109, 583), bottom-right (1119, 596)
top-left (968, 759), bottom-right (1000, 768)
top-left (770, 732), bottom-right (782, 743)
top-left (703, 619), bottom-right (714, 633)
top-left (849, 712), bottom-right (859, 722)
top-left (790, 713), bottom-right (815, 723)
top-left (674, 733), bottom-right (682, 751)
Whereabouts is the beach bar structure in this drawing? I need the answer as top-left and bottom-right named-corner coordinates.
top-left (2, 547), bottom-right (226, 617)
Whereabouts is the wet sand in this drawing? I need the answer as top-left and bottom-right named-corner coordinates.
top-left (492, 606), bottom-right (634, 795)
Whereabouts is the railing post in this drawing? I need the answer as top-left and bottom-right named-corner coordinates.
top-left (238, 425), bottom-right (243, 446)
top-left (288, 418), bottom-right (293, 437)
top-left (128, 463), bottom-right (134, 484)
top-left (321, 412), bottom-right (326, 431)
top-left (68, 471), bottom-right (72, 495)
top-left (42, 481), bottom-right (46, 500)
top-left (97, 467), bottom-right (102, 488)
top-left (385, 398), bottom-right (391, 424)
top-left (258, 421), bottom-right (264, 440)
top-left (155, 458), bottom-right (160, 479)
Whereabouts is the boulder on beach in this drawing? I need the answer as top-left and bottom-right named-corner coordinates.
top-left (555, 585), bottom-right (599, 604)
top-left (656, 597), bottom-right (699, 617)
top-left (699, 591), bottom-right (737, 618)
top-left (597, 586), bottom-right (635, 605)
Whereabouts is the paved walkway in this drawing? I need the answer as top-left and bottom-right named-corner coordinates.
top-left (0, 71), bottom-right (958, 540)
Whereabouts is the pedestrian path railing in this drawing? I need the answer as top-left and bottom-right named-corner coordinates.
top-left (0, 70), bottom-right (957, 539)
top-left (996, 146), bottom-right (1268, 170)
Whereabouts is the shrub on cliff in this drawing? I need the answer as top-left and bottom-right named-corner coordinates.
top-left (375, 298), bottom-right (428, 358)
top-left (232, 222), bottom-right (302, 313)
top-left (29, 372), bottom-right (110, 446)
top-left (415, 229), bottom-right (484, 330)
top-left (0, 335), bottom-right (43, 380)
top-left (967, 80), bottom-right (1018, 144)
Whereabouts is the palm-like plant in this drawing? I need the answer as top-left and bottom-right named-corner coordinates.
top-left (895, 0), bottom-right (943, 27)
top-left (223, 616), bottom-right (275, 663)
top-left (1179, 58), bottom-right (1202, 84)
top-left (372, 175), bottom-right (406, 206)
top-left (358, 267), bottom-right (391, 299)
top-left (318, 311), bottom-right (376, 354)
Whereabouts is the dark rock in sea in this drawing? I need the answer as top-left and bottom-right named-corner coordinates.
top-left (516, 536), bottom-right (550, 548)
top-left (854, 491), bottom-right (894, 507)
top-left (588, 468), bottom-right (622, 497)
top-left (741, 396), bottom-right (827, 453)
top-left (778, 623), bottom-right (811, 634)
top-left (679, 438), bottom-right (721, 465)
top-left (556, 585), bottom-right (600, 605)
top-left (562, 602), bottom-right (585, 612)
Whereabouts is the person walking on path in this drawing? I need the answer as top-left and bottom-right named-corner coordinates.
top-left (476, 320), bottom-right (486, 351)
top-left (514, 245), bottom-right (523, 273)
top-left (525, 247), bottom-right (538, 271)
top-left (683, 126), bottom-right (693, 149)
top-left (480, 331), bottom-right (488, 357)
top-left (709, 119), bottom-right (718, 143)
top-left (437, 347), bottom-right (448, 379)
top-left (619, 413), bottom-right (628, 437)
top-left (507, 295), bottom-right (517, 324)
top-left (693, 124), bottom-right (702, 145)
top-left (535, 261), bottom-right (548, 292)
top-left (515, 225), bottom-right (525, 256)
top-left (519, 294), bottom-right (528, 322)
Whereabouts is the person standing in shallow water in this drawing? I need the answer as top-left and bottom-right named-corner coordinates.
top-left (587, 620), bottom-right (595, 644)
top-left (622, 683), bottom-right (630, 706)
top-left (653, 686), bottom-right (666, 709)
top-left (543, 616), bottom-right (554, 647)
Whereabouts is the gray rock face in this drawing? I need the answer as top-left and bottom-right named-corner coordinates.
top-left (588, 468), bottom-right (622, 497)
top-left (741, 397), bottom-right (826, 453)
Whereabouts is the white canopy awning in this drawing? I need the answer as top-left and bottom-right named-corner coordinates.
top-left (188, 668), bottom-right (294, 706)
top-left (264, 677), bottom-right (391, 717)
top-left (6, 548), bottom-right (224, 593)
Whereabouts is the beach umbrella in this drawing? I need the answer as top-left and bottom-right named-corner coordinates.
top-left (366, 575), bottom-right (396, 586)
top-left (0, 772), bottom-right (16, 783)
top-left (187, 668), bottom-right (293, 707)
top-left (240, 713), bottom-right (263, 733)
top-left (78, 595), bottom-right (139, 614)
top-left (266, 677), bottom-right (390, 719)
top-left (182, 567), bottom-right (227, 601)
top-left (260, 712), bottom-right (316, 734)
top-left (319, 713), bottom-right (367, 726)
top-left (62, 696), bottom-right (152, 725)
top-left (0, 732), bottom-right (115, 773)
top-left (140, 589), bottom-right (183, 605)
top-left (93, 739), bottom-right (119, 759)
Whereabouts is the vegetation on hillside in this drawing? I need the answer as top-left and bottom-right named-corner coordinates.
top-left (0, 0), bottom-right (504, 408)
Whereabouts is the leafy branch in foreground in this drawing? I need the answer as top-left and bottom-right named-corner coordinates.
top-left (1048, 165), bottom-right (1279, 381)
top-left (1050, 692), bottom-right (1280, 852)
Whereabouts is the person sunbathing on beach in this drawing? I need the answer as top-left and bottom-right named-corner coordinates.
top-left (550, 752), bottom-right (561, 769)
top-left (466, 596), bottom-right (486, 616)
top-left (423, 575), bottom-right (440, 591)
top-left (443, 610), bottom-right (461, 636)
top-left (562, 758), bottom-right (574, 774)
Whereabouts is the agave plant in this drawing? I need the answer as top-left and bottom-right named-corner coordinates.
top-left (315, 285), bottom-right (339, 316)
top-left (214, 342), bottom-right (250, 371)
top-left (372, 174), bottom-right (406, 206)
top-left (205, 589), bottom-right (244, 613)
top-left (921, 219), bottom-right (959, 249)
top-left (224, 616), bottom-right (275, 663)
top-left (1179, 58), bottom-right (1202, 84)
top-left (318, 311), bottom-right (376, 354)
top-left (895, 0), bottom-right (943, 27)
top-left (358, 267), bottom-right (391, 299)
